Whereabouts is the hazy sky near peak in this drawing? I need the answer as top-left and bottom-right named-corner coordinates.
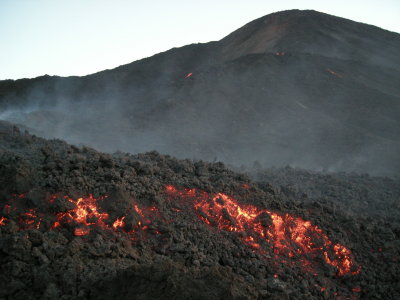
top-left (1, 0), bottom-right (399, 80)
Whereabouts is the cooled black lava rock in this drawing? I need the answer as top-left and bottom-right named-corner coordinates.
top-left (0, 121), bottom-right (399, 299)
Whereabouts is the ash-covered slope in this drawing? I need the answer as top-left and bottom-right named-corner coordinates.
top-left (0, 120), bottom-right (399, 299)
top-left (1, 10), bottom-right (400, 175)
top-left (248, 166), bottom-right (400, 221)
top-left (220, 10), bottom-right (400, 68)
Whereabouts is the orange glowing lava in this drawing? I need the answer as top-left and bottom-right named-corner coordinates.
top-left (52, 194), bottom-right (160, 236)
top-left (0, 197), bottom-right (42, 229)
top-left (0, 216), bottom-right (7, 226)
top-left (326, 68), bottom-right (343, 78)
top-left (1, 187), bottom-right (361, 278)
top-left (0, 194), bottom-right (161, 238)
top-left (113, 217), bottom-right (125, 230)
top-left (165, 186), bottom-right (360, 276)
top-left (74, 227), bottom-right (90, 236)
top-left (53, 194), bottom-right (109, 235)
top-left (20, 209), bottom-right (41, 229)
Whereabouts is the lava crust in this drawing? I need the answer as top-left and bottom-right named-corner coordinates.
top-left (0, 121), bottom-right (399, 299)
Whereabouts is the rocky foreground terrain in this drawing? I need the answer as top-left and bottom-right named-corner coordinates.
top-left (1, 121), bottom-right (399, 299)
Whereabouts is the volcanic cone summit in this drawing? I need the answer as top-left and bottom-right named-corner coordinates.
top-left (0, 10), bottom-right (399, 176)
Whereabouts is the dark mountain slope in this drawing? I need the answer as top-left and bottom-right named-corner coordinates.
top-left (0, 10), bottom-right (399, 175)
top-left (220, 10), bottom-right (400, 69)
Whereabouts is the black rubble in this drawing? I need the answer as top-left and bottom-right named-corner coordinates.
top-left (0, 121), bottom-right (399, 299)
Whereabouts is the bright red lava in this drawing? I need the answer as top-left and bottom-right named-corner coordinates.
top-left (1, 194), bottom-right (160, 237)
top-left (54, 194), bottom-right (109, 232)
top-left (1, 187), bottom-right (361, 277)
top-left (165, 185), bottom-right (360, 277)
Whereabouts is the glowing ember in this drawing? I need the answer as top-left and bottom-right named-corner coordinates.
top-left (165, 186), bottom-right (360, 276)
top-left (241, 184), bottom-right (250, 189)
top-left (55, 194), bottom-right (109, 230)
top-left (185, 72), bottom-right (193, 79)
top-left (1, 187), bottom-right (360, 278)
top-left (0, 216), bottom-right (7, 226)
top-left (0, 197), bottom-right (42, 229)
top-left (52, 194), bottom-right (161, 235)
top-left (74, 227), bottom-right (90, 236)
top-left (113, 217), bottom-right (125, 230)
top-left (0, 193), bottom-right (161, 238)
top-left (326, 68), bottom-right (343, 78)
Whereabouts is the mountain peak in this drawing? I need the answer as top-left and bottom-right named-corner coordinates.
top-left (220, 9), bottom-right (400, 67)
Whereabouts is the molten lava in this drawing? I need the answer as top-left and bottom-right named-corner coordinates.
top-left (0, 195), bottom-right (42, 229)
top-left (184, 72), bottom-right (193, 79)
top-left (326, 68), bottom-right (343, 78)
top-left (0, 193), bottom-right (160, 238)
top-left (74, 227), bottom-right (90, 236)
top-left (165, 185), bottom-right (360, 277)
top-left (112, 216), bottom-right (125, 230)
top-left (1, 187), bottom-right (360, 277)
top-left (53, 194), bottom-right (109, 235)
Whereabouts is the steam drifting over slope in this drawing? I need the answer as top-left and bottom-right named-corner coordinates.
top-left (0, 9), bottom-right (399, 176)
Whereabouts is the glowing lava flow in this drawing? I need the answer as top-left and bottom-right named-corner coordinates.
top-left (112, 217), bottom-right (125, 230)
top-left (0, 195), bottom-right (42, 230)
top-left (165, 185), bottom-right (360, 277)
top-left (1, 188), bottom-right (360, 276)
top-left (326, 68), bottom-right (343, 78)
top-left (0, 194), bottom-right (160, 237)
top-left (51, 195), bottom-right (160, 236)
top-left (51, 194), bottom-right (110, 235)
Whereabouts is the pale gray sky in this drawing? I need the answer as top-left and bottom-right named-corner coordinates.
top-left (1, 0), bottom-right (399, 80)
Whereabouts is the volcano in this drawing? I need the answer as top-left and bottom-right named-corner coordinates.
top-left (0, 10), bottom-right (400, 299)
top-left (0, 10), bottom-right (399, 175)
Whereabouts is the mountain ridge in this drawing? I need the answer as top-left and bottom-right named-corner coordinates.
top-left (0, 9), bottom-right (399, 176)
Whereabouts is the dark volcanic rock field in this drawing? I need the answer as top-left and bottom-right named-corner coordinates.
top-left (1, 121), bottom-right (399, 299)
top-left (249, 166), bottom-right (400, 221)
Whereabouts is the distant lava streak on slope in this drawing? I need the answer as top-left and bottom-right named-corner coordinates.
top-left (165, 185), bottom-right (360, 277)
top-left (326, 68), bottom-right (343, 78)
